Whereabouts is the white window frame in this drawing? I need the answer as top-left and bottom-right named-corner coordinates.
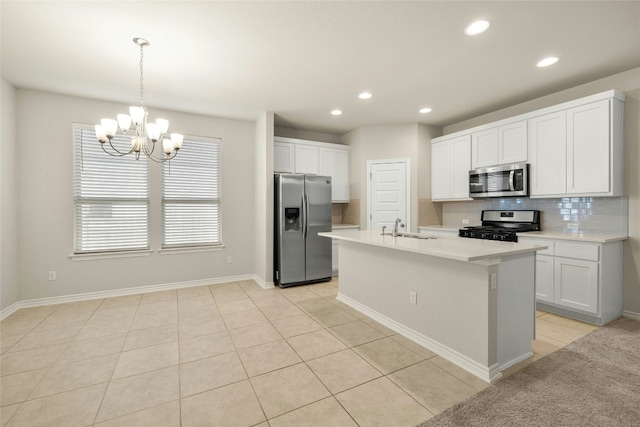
top-left (161, 135), bottom-right (223, 250)
top-left (71, 124), bottom-right (150, 257)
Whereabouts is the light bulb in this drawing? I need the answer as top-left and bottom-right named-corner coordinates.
top-left (100, 119), bottom-right (118, 138)
top-left (156, 119), bottom-right (169, 135)
top-left (146, 123), bottom-right (160, 142)
top-left (163, 139), bottom-right (174, 155)
top-left (117, 114), bottom-right (132, 133)
top-left (129, 106), bottom-right (145, 125)
top-left (95, 125), bottom-right (108, 143)
top-left (171, 133), bottom-right (184, 150)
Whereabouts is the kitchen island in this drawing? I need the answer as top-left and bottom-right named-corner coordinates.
top-left (318, 229), bottom-right (547, 383)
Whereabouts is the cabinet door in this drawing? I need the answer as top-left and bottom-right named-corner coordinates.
top-left (528, 111), bottom-right (567, 197)
top-left (431, 140), bottom-right (452, 200)
top-left (294, 145), bottom-right (319, 174)
top-left (451, 136), bottom-right (472, 199)
top-left (333, 148), bottom-right (350, 202)
top-left (471, 128), bottom-right (498, 168)
top-left (535, 254), bottom-right (554, 303)
top-left (332, 239), bottom-right (339, 275)
top-left (567, 100), bottom-right (610, 195)
top-left (498, 121), bottom-right (527, 165)
top-left (554, 257), bottom-right (599, 314)
top-left (318, 147), bottom-right (334, 177)
top-left (274, 142), bottom-right (294, 173)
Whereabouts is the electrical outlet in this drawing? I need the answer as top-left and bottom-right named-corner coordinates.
top-left (48, 271), bottom-right (57, 281)
top-left (410, 290), bottom-right (417, 305)
top-left (226, 256), bottom-right (232, 264)
top-left (490, 273), bottom-right (497, 290)
top-left (462, 219), bottom-right (470, 224)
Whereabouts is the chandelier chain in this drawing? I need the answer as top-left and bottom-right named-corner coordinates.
top-left (139, 42), bottom-right (145, 108)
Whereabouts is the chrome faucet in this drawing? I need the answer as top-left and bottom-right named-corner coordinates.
top-left (392, 218), bottom-right (404, 237)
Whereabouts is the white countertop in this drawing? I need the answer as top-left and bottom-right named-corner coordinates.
top-left (332, 224), bottom-right (360, 230)
top-left (319, 229), bottom-right (547, 263)
top-left (418, 225), bottom-right (628, 243)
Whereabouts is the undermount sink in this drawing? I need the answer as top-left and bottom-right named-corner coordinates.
top-left (381, 232), bottom-right (436, 240)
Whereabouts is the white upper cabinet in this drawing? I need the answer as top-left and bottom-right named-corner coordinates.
top-left (274, 142), bottom-right (294, 173)
top-left (274, 137), bottom-right (350, 203)
top-left (498, 121), bottom-right (528, 165)
top-left (294, 144), bottom-right (319, 175)
top-left (566, 100), bottom-right (616, 195)
top-left (471, 128), bottom-right (498, 168)
top-left (333, 148), bottom-right (350, 202)
top-left (432, 135), bottom-right (471, 201)
top-left (529, 96), bottom-right (623, 198)
top-left (318, 146), bottom-right (350, 202)
top-left (471, 121), bottom-right (527, 168)
top-left (528, 111), bottom-right (567, 197)
top-left (437, 90), bottom-right (624, 200)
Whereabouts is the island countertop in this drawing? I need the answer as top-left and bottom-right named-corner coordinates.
top-left (319, 229), bottom-right (547, 263)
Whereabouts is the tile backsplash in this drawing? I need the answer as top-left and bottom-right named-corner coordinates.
top-left (443, 196), bottom-right (628, 236)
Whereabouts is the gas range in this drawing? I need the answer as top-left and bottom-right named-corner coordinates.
top-left (458, 210), bottom-right (541, 243)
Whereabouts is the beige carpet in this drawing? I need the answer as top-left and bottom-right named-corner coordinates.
top-left (417, 317), bottom-right (640, 427)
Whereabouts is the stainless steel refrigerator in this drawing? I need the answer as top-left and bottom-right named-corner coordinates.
top-left (274, 174), bottom-right (332, 288)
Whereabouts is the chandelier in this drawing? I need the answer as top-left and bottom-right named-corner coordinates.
top-left (94, 37), bottom-right (183, 162)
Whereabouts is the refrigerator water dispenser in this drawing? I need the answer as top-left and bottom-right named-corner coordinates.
top-left (284, 207), bottom-right (300, 231)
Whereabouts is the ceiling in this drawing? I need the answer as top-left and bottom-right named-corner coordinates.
top-left (2, 1), bottom-right (639, 135)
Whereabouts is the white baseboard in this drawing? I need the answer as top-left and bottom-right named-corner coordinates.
top-left (337, 293), bottom-right (501, 384)
top-left (0, 273), bottom-right (260, 321)
top-left (252, 275), bottom-right (275, 289)
top-left (622, 310), bottom-right (640, 321)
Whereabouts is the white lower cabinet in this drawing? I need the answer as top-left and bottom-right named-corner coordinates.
top-left (520, 237), bottom-right (622, 325)
top-left (554, 257), bottom-right (599, 314)
top-left (534, 254), bottom-right (554, 303)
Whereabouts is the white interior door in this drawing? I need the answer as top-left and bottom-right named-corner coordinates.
top-left (368, 160), bottom-right (409, 231)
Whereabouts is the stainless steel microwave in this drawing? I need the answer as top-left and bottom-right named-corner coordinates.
top-left (469, 163), bottom-right (529, 198)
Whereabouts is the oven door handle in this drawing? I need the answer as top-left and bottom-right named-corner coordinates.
top-left (509, 170), bottom-right (515, 191)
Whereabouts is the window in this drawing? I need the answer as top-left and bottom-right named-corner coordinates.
top-left (162, 136), bottom-right (221, 248)
top-left (73, 125), bottom-right (150, 253)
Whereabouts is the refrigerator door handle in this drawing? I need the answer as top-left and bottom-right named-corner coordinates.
top-left (302, 193), bottom-right (308, 240)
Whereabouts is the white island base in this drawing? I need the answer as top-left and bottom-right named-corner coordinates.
top-left (327, 234), bottom-right (540, 383)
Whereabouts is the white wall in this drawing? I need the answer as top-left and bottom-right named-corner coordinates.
top-left (442, 67), bottom-right (640, 317)
top-left (16, 90), bottom-right (257, 301)
top-left (254, 112), bottom-right (274, 285)
top-left (274, 126), bottom-right (342, 144)
top-left (1, 79), bottom-right (19, 310)
top-left (341, 123), bottom-right (441, 232)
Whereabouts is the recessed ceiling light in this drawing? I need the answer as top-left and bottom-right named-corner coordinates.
top-left (331, 109), bottom-right (343, 116)
top-left (358, 92), bottom-right (373, 100)
top-left (465, 20), bottom-right (490, 36)
top-left (419, 107), bottom-right (432, 114)
top-left (537, 56), bottom-right (559, 67)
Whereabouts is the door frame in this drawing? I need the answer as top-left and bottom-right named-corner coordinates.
top-left (366, 158), bottom-right (411, 231)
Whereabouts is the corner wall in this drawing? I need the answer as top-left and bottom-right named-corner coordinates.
top-left (1, 79), bottom-right (19, 310)
top-left (341, 123), bottom-right (441, 232)
top-left (15, 90), bottom-right (257, 302)
top-left (254, 112), bottom-right (274, 285)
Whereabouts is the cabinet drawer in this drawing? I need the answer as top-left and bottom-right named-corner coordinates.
top-left (519, 238), bottom-right (554, 256)
top-left (555, 242), bottom-right (599, 261)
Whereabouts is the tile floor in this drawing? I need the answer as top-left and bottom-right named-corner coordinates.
top-left (0, 278), bottom-right (597, 426)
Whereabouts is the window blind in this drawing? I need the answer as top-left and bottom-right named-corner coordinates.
top-left (73, 125), bottom-right (150, 253)
top-left (162, 137), bottom-right (221, 248)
